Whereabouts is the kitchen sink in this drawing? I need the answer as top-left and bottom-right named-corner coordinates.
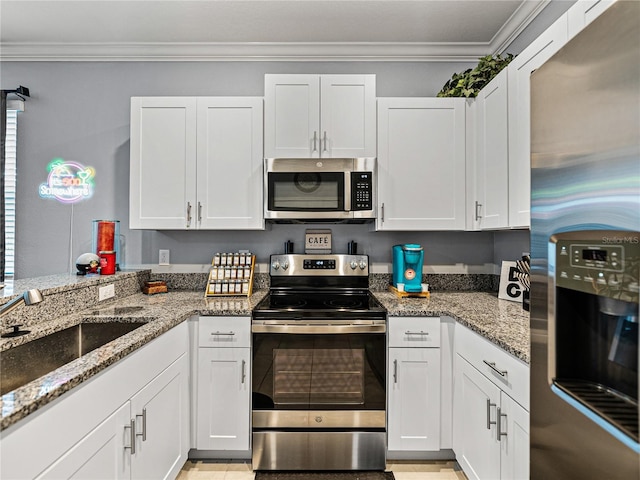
top-left (0, 321), bottom-right (147, 395)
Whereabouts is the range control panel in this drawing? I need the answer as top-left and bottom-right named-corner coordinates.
top-left (351, 172), bottom-right (373, 211)
top-left (303, 259), bottom-right (336, 270)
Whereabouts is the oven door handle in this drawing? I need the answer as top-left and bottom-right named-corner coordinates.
top-left (251, 322), bottom-right (386, 334)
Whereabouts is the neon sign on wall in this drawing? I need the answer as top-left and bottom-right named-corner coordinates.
top-left (39, 158), bottom-right (95, 204)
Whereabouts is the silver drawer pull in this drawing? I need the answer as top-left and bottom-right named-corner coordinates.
top-left (483, 360), bottom-right (507, 377)
top-left (486, 399), bottom-right (496, 430)
top-left (497, 407), bottom-right (508, 441)
top-left (405, 331), bottom-right (429, 335)
top-left (124, 419), bottom-right (136, 454)
top-left (393, 359), bottom-right (398, 384)
top-left (135, 408), bottom-right (147, 441)
top-left (211, 331), bottom-right (235, 336)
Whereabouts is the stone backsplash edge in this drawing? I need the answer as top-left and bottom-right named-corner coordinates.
top-left (0, 271), bottom-right (151, 331)
top-left (1, 271), bottom-right (498, 332)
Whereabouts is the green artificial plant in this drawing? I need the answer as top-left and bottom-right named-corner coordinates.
top-left (437, 53), bottom-right (515, 98)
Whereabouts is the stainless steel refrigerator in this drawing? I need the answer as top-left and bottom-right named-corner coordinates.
top-left (530, 1), bottom-right (639, 479)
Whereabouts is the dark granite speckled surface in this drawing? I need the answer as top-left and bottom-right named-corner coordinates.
top-left (1, 272), bottom-right (528, 432)
top-left (375, 291), bottom-right (529, 363)
top-left (0, 290), bottom-right (266, 431)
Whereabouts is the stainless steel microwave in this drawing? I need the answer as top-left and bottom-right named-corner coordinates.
top-left (264, 158), bottom-right (376, 222)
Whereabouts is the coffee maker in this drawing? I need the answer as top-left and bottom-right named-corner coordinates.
top-left (392, 244), bottom-right (424, 292)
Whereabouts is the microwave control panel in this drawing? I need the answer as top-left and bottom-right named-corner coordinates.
top-left (351, 172), bottom-right (373, 211)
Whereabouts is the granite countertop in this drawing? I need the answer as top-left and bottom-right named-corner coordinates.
top-left (374, 291), bottom-right (530, 363)
top-left (0, 290), bottom-right (267, 431)
top-left (1, 288), bottom-right (528, 432)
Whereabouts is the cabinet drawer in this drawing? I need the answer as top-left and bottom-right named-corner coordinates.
top-left (388, 317), bottom-right (440, 348)
top-left (198, 316), bottom-right (251, 347)
top-left (456, 324), bottom-right (529, 410)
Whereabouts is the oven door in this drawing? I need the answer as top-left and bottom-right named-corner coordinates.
top-left (252, 320), bottom-right (386, 427)
top-left (251, 320), bottom-right (387, 470)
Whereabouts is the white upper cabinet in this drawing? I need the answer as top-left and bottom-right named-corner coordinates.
top-left (264, 74), bottom-right (376, 158)
top-left (196, 97), bottom-right (264, 230)
top-left (130, 96), bottom-right (264, 230)
top-left (507, 13), bottom-right (569, 228)
top-left (568, 0), bottom-right (616, 38)
top-left (471, 68), bottom-right (510, 230)
top-left (130, 97), bottom-right (197, 230)
top-left (377, 97), bottom-right (466, 231)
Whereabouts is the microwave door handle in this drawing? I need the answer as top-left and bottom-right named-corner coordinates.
top-left (344, 172), bottom-right (351, 211)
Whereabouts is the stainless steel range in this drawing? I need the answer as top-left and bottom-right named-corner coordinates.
top-left (251, 254), bottom-right (387, 471)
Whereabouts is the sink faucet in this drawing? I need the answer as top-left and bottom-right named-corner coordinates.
top-left (0, 289), bottom-right (44, 318)
top-left (1, 289), bottom-right (44, 337)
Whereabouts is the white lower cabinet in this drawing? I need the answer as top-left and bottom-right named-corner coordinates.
top-left (38, 355), bottom-right (189, 480)
top-left (1, 323), bottom-right (190, 480)
top-left (130, 355), bottom-right (189, 479)
top-left (387, 317), bottom-right (442, 453)
top-left (453, 325), bottom-right (529, 480)
top-left (36, 403), bottom-right (132, 480)
top-left (195, 316), bottom-right (251, 453)
top-left (499, 391), bottom-right (530, 480)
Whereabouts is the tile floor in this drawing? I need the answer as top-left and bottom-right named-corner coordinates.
top-left (176, 461), bottom-right (468, 480)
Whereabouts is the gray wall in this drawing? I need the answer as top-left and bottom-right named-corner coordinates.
top-left (2, 2), bottom-right (572, 278)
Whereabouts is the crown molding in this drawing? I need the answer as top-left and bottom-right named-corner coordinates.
top-left (0, 41), bottom-right (497, 62)
top-left (490, 0), bottom-right (550, 54)
top-left (0, 1), bottom-right (549, 62)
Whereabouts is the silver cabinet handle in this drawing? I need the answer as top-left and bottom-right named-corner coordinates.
top-left (381, 203), bottom-right (385, 222)
top-left (124, 419), bottom-right (136, 454)
top-left (497, 407), bottom-right (507, 441)
top-left (483, 360), bottom-right (508, 377)
top-left (475, 201), bottom-right (482, 221)
top-left (135, 408), bottom-right (147, 442)
top-left (241, 359), bottom-right (246, 384)
top-left (486, 399), bottom-right (497, 430)
top-left (312, 131), bottom-right (318, 152)
top-left (393, 359), bottom-right (398, 384)
top-left (322, 131), bottom-right (327, 152)
top-left (405, 331), bottom-right (429, 336)
top-left (186, 202), bottom-right (192, 228)
top-left (198, 202), bottom-right (202, 223)
top-left (211, 331), bottom-right (235, 336)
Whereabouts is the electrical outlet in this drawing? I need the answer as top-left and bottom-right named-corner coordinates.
top-left (99, 284), bottom-right (115, 301)
top-left (159, 249), bottom-right (170, 265)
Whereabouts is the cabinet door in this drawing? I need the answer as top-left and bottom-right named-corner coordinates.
top-left (320, 75), bottom-right (376, 157)
top-left (388, 348), bottom-right (441, 451)
top-left (377, 97), bottom-right (466, 231)
top-left (499, 393), bottom-right (530, 480)
top-left (196, 97), bottom-right (264, 230)
top-left (130, 354), bottom-right (189, 480)
top-left (197, 347), bottom-right (251, 451)
top-left (507, 14), bottom-right (568, 228)
top-left (568, 0), bottom-right (615, 38)
top-left (130, 97), bottom-right (197, 229)
top-left (36, 403), bottom-right (131, 480)
top-left (454, 356), bottom-right (501, 480)
top-left (475, 69), bottom-right (509, 230)
top-left (264, 74), bottom-right (320, 158)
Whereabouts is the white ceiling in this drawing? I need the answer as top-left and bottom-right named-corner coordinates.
top-left (0, 0), bottom-right (549, 61)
